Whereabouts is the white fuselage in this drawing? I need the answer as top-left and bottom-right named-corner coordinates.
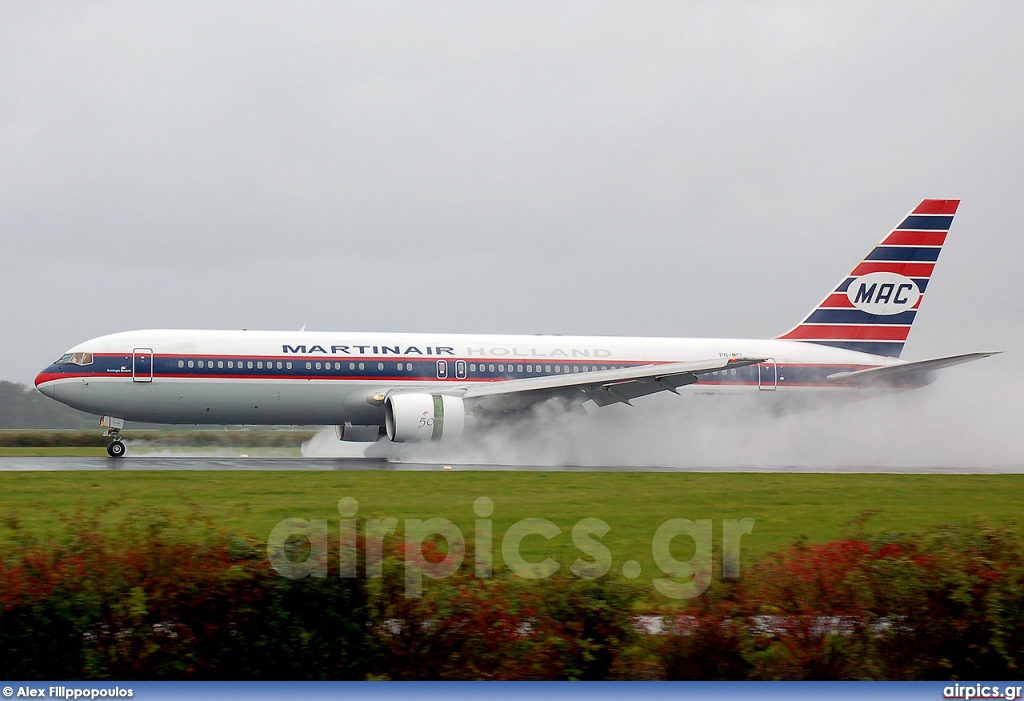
top-left (35, 329), bottom-right (897, 426)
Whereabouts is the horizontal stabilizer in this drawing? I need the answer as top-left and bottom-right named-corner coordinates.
top-left (826, 352), bottom-right (1001, 387)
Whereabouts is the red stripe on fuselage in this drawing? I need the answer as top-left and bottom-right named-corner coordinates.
top-left (34, 371), bottom-right (96, 385)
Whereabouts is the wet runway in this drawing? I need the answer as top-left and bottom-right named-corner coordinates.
top-left (1, 457), bottom-right (1022, 473)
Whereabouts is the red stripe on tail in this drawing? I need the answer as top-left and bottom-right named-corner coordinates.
top-left (882, 230), bottom-right (948, 246)
top-left (780, 325), bottom-right (911, 341)
top-left (912, 199), bottom-right (960, 215)
top-left (850, 262), bottom-right (936, 277)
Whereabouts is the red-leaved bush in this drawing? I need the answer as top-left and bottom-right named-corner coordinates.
top-left (2, 509), bottom-right (1023, 680)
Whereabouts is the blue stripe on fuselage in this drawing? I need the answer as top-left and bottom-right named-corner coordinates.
top-left (800, 340), bottom-right (905, 358)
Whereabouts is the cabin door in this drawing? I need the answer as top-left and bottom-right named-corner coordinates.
top-left (757, 359), bottom-right (777, 391)
top-left (133, 348), bottom-right (154, 383)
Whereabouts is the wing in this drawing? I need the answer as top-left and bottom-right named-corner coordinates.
top-left (458, 357), bottom-right (765, 412)
top-left (826, 351), bottom-right (1001, 387)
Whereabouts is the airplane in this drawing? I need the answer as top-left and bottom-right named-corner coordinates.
top-left (35, 199), bottom-right (997, 457)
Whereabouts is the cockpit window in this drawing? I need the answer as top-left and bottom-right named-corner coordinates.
top-left (56, 352), bottom-right (94, 366)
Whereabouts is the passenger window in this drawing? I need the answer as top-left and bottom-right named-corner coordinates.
top-left (359, 362), bottom-right (365, 371)
top-left (305, 362), bottom-right (312, 370)
top-left (315, 362), bottom-right (321, 370)
top-left (247, 361), bottom-right (254, 370)
top-left (187, 360), bottom-right (194, 369)
top-left (286, 362), bottom-right (293, 370)
top-left (378, 363), bottom-right (384, 371)
top-left (498, 364), bottom-right (504, 372)
top-left (177, 360), bottom-right (184, 368)
top-left (489, 364), bottom-right (495, 372)
top-left (517, 364), bottom-right (524, 372)
top-left (545, 365), bottom-right (551, 372)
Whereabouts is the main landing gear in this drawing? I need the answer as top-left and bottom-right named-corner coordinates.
top-left (101, 416), bottom-right (127, 458)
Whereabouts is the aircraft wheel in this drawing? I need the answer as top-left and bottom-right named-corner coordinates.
top-left (107, 440), bottom-right (126, 458)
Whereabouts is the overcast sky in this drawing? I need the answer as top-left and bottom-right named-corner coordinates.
top-left (2, 1), bottom-right (1022, 385)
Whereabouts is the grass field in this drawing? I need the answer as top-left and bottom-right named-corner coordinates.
top-left (2, 470), bottom-right (1021, 593)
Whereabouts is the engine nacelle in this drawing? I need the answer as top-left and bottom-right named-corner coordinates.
top-left (384, 394), bottom-right (465, 442)
top-left (335, 423), bottom-right (383, 442)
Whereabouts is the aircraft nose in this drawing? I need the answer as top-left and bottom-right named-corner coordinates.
top-left (35, 369), bottom-right (57, 398)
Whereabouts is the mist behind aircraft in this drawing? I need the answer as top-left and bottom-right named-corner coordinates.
top-left (300, 361), bottom-right (1022, 469)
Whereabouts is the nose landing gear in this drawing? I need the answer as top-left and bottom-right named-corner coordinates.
top-left (106, 432), bottom-right (126, 458)
top-left (101, 416), bottom-right (127, 458)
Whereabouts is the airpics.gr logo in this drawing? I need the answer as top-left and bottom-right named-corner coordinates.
top-left (846, 272), bottom-right (921, 315)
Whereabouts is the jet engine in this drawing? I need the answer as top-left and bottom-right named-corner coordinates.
top-left (335, 423), bottom-right (383, 442)
top-left (384, 394), bottom-right (465, 442)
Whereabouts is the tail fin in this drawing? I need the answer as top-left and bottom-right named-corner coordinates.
top-left (776, 199), bottom-right (959, 358)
